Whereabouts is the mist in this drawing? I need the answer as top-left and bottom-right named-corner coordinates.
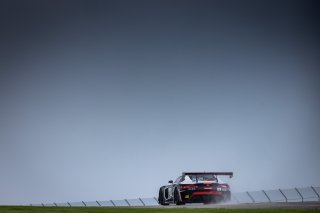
top-left (0, 0), bottom-right (319, 205)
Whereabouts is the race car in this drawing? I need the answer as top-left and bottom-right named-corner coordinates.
top-left (158, 172), bottom-right (233, 205)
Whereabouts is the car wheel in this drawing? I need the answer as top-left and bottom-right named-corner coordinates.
top-left (174, 188), bottom-right (185, 205)
top-left (203, 196), bottom-right (215, 204)
top-left (224, 192), bottom-right (231, 202)
top-left (158, 188), bottom-right (169, 205)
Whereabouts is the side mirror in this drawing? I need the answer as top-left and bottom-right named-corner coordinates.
top-left (168, 180), bottom-right (173, 184)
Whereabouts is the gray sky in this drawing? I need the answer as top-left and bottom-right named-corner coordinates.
top-left (0, 0), bottom-right (320, 205)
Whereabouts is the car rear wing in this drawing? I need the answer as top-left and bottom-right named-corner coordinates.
top-left (183, 172), bottom-right (233, 178)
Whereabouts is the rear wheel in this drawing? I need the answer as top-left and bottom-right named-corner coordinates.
top-left (223, 192), bottom-right (231, 202)
top-left (174, 188), bottom-right (185, 205)
top-left (203, 196), bottom-right (215, 204)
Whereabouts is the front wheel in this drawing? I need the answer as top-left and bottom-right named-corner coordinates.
top-left (158, 189), bottom-right (169, 205)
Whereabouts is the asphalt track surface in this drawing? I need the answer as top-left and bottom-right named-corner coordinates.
top-left (157, 202), bottom-right (320, 210)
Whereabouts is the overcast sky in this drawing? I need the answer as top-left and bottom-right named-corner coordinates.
top-left (0, 0), bottom-right (320, 205)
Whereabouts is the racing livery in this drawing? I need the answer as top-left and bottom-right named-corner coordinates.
top-left (158, 172), bottom-right (233, 205)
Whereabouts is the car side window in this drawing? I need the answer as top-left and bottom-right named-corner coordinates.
top-left (174, 176), bottom-right (182, 183)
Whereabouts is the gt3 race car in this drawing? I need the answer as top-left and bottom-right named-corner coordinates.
top-left (158, 172), bottom-right (233, 205)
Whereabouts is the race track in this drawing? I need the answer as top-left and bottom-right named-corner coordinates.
top-left (158, 202), bottom-right (320, 210)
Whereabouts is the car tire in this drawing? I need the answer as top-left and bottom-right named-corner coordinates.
top-left (158, 188), bottom-right (169, 205)
top-left (203, 196), bottom-right (215, 204)
top-left (224, 192), bottom-right (231, 202)
top-left (174, 188), bottom-right (185, 205)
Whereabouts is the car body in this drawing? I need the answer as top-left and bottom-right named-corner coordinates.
top-left (158, 172), bottom-right (233, 205)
